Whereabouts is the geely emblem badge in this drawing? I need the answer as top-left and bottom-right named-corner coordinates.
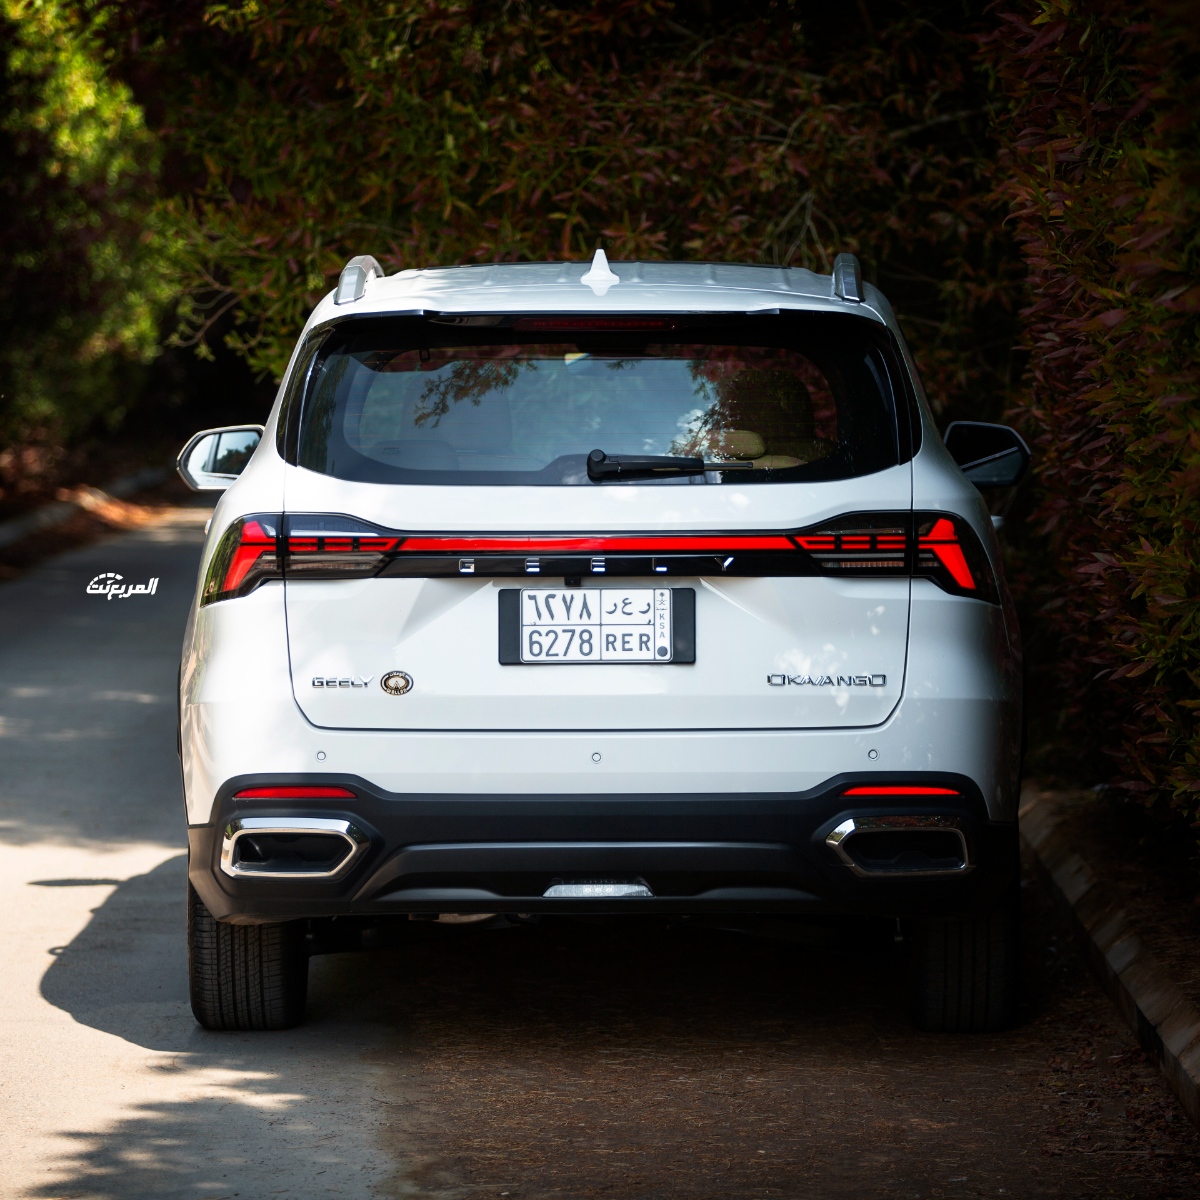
top-left (381, 671), bottom-right (414, 696)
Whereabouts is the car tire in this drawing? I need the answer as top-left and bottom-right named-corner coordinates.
top-left (907, 886), bottom-right (1019, 1033)
top-left (187, 882), bottom-right (308, 1030)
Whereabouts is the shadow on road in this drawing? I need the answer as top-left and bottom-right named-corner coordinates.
top-left (41, 853), bottom-right (906, 1059)
top-left (41, 856), bottom-right (191, 1051)
top-left (36, 855), bottom-right (402, 1198)
top-left (36, 855), bottom-right (910, 1198)
top-left (36, 857), bottom-right (1200, 1199)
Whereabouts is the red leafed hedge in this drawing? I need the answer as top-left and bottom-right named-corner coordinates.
top-left (94, 0), bottom-right (1200, 822)
top-left (984, 1), bottom-right (1200, 818)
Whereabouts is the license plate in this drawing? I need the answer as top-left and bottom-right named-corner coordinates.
top-left (520, 588), bottom-right (672, 663)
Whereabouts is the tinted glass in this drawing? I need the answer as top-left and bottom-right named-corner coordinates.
top-left (211, 430), bottom-right (260, 475)
top-left (295, 315), bottom-right (907, 485)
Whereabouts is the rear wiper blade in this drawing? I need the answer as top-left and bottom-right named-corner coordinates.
top-left (586, 449), bottom-right (753, 481)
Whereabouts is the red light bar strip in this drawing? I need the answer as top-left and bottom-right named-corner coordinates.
top-left (842, 786), bottom-right (961, 796)
top-left (398, 535), bottom-right (796, 554)
top-left (234, 786), bottom-right (357, 799)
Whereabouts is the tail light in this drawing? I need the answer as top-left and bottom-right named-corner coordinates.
top-left (790, 512), bottom-right (997, 600)
top-left (913, 513), bottom-right (997, 602)
top-left (200, 511), bottom-right (998, 603)
top-left (201, 515), bottom-right (282, 605)
top-left (201, 513), bottom-right (401, 605)
top-left (793, 516), bottom-right (909, 571)
top-left (283, 515), bottom-right (401, 578)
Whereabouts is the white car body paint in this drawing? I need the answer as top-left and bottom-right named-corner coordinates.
top-left (180, 258), bottom-right (1020, 839)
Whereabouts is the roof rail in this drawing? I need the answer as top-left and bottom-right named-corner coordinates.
top-left (832, 252), bottom-right (863, 303)
top-left (335, 255), bottom-right (385, 305)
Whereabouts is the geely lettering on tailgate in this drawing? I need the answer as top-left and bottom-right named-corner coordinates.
top-left (178, 252), bottom-right (1027, 1037)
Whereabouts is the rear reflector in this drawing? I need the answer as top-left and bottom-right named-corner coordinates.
top-left (842, 786), bottom-right (961, 796)
top-left (234, 786), bottom-right (357, 799)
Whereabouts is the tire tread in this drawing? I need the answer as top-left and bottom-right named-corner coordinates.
top-left (909, 891), bottom-right (1018, 1033)
top-left (188, 883), bottom-right (307, 1030)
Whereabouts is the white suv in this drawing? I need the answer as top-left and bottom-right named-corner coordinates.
top-left (178, 252), bottom-right (1029, 1034)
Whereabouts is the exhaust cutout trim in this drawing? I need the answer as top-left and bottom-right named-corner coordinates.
top-left (825, 814), bottom-right (971, 877)
top-left (220, 816), bottom-right (369, 880)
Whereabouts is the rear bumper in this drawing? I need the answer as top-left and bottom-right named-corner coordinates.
top-left (189, 772), bottom-right (1018, 924)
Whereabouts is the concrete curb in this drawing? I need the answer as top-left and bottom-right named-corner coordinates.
top-left (0, 467), bottom-right (168, 550)
top-left (1020, 789), bottom-right (1200, 1127)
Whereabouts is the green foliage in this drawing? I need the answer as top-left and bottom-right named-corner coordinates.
top-left (983, 0), bottom-right (1200, 819)
top-left (23, 0), bottom-right (1200, 829)
top-left (105, 0), bottom-right (1020, 412)
top-left (0, 0), bottom-right (1190, 831)
top-left (0, 0), bottom-right (175, 442)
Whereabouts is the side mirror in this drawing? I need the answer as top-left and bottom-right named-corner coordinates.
top-left (943, 421), bottom-right (1031, 489)
top-left (177, 425), bottom-right (265, 492)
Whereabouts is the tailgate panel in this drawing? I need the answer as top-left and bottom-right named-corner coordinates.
top-left (286, 575), bottom-right (907, 731)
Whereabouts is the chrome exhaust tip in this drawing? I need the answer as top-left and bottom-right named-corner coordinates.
top-left (220, 817), bottom-right (369, 879)
top-left (826, 815), bottom-right (971, 877)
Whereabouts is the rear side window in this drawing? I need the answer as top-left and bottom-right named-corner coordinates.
top-left (292, 314), bottom-right (911, 486)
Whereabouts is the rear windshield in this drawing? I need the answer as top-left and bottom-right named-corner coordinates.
top-left (291, 314), bottom-right (910, 486)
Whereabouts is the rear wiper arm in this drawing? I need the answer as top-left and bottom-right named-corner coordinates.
top-left (586, 449), bottom-right (753, 481)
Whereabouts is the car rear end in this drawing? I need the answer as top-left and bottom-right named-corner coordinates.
top-left (180, 257), bottom-right (1021, 1030)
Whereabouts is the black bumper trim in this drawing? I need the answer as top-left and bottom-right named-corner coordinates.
top-left (357, 839), bottom-right (798, 898)
top-left (189, 771), bottom-right (1017, 924)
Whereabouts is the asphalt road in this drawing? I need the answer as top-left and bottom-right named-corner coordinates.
top-left (0, 511), bottom-right (1197, 1199)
